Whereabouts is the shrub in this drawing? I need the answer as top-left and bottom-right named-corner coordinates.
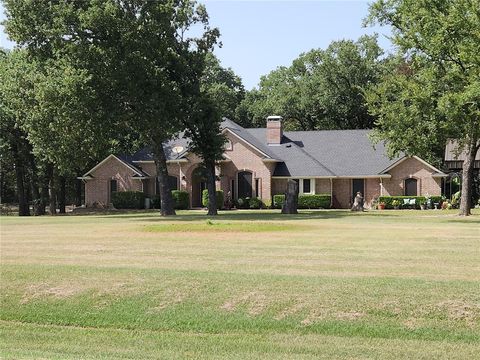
top-left (298, 194), bottom-right (331, 209)
top-left (150, 191), bottom-right (189, 210)
top-left (236, 197), bottom-right (250, 209)
top-left (273, 194), bottom-right (285, 209)
top-left (171, 190), bottom-right (189, 210)
top-left (151, 194), bottom-right (160, 209)
top-left (273, 194), bottom-right (331, 209)
top-left (202, 189), bottom-right (224, 209)
top-left (111, 191), bottom-right (145, 209)
top-left (378, 196), bottom-right (443, 209)
top-left (249, 197), bottom-right (263, 209)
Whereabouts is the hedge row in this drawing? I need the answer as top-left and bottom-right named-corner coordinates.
top-left (149, 190), bottom-right (190, 210)
top-left (378, 196), bottom-right (443, 209)
top-left (112, 191), bottom-right (145, 209)
top-left (202, 189), bottom-right (224, 209)
top-left (236, 197), bottom-right (263, 209)
top-left (273, 194), bottom-right (331, 209)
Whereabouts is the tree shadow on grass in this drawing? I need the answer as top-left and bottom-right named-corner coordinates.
top-left (96, 210), bottom-right (403, 222)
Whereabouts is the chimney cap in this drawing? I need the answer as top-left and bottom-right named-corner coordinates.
top-left (267, 115), bottom-right (283, 121)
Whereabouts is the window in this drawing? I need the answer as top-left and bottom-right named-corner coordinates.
top-left (293, 178), bottom-right (315, 194)
top-left (110, 179), bottom-right (118, 193)
top-left (255, 178), bottom-right (260, 197)
top-left (237, 171), bottom-right (253, 199)
top-left (404, 178), bottom-right (418, 196)
top-left (224, 139), bottom-right (233, 151)
top-left (303, 179), bottom-right (311, 194)
top-left (168, 176), bottom-right (178, 191)
top-left (110, 179), bottom-right (118, 202)
top-left (231, 179), bottom-right (235, 200)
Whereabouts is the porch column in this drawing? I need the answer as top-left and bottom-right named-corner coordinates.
top-left (330, 178), bottom-right (334, 207)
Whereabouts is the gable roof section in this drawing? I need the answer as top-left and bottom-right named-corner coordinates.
top-left (82, 154), bottom-right (150, 178)
top-left (89, 119), bottom-right (443, 179)
top-left (244, 128), bottom-right (335, 177)
top-left (380, 155), bottom-right (446, 175)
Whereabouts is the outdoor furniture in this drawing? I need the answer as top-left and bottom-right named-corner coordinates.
top-left (403, 198), bottom-right (417, 209)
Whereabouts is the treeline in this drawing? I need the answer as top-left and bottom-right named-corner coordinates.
top-left (2, 0), bottom-right (478, 216)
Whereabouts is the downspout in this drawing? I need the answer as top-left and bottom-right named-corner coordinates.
top-left (380, 177), bottom-right (383, 196)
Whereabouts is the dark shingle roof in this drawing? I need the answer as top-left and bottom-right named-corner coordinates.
top-left (117, 119), bottom-right (405, 177)
top-left (282, 130), bottom-right (401, 176)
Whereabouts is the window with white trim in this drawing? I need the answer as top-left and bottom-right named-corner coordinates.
top-left (294, 178), bottom-right (315, 194)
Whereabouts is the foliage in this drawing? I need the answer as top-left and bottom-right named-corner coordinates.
top-left (151, 191), bottom-right (190, 210)
top-left (236, 197), bottom-right (250, 209)
top-left (237, 35), bottom-right (386, 130)
top-left (366, 0), bottom-right (480, 215)
top-left (111, 191), bottom-right (145, 209)
top-left (273, 194), bottom-right (331, 209)
top-left (3, 0), bottom-right (220, 216)
top-left (298, 194), bottom-right (332, 209)
top-left (171, 190), bottom-right (190, 210)
top-left (202, 53), bottom-right (245, 122)
top-left (202, 189), bottom-right (224, 209)
top-left (273, 195), bottom-right (285, 209)
top-left (378, 196), bottom-right (443, 209)
top-left (248, 197), bottom-right (263, 209)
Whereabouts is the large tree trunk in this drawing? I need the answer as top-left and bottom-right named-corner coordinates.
top-left (152, 142), bottom-right (176, 216)
top-left (29, 154), bottom-right (44, 216)
top-left (47, 164), bottom-right (56, 215)
top-left (57, 175), bottom-right (66, 214)
top-left (459, 142), bottom-right (479, 216)
top-left (75, 177), bottom-right (82, 206)
top-left (282, 179), bottom-right (299, 214)
top-left (11, 139), bottom-right (30, 216)
top-left (38, 168), bottom-right (49, 216)
top-left (205, 160), bottom-right (218, 216)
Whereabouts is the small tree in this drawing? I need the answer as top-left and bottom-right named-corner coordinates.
top-left (184, 94), bottom-right (226, 216)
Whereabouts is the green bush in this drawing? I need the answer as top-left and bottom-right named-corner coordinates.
top-left (202, 189), bottom-right (224, 209)
top-left (273, 194), bottom-right (331, 209)
top-left (273, 194), bottom-right (285, 209)
top-left (298, 194), bottom-right (331, 209)
top-left (171, 190), bottom-right (189, 210)
top-left (150, 191), bottom-right (189, 210)
top-left (151, 194), bottom-right (160, 209)
top-left (249, 197), bottom-right (263, 209)
top-left (378, 196), bottom-right (443, 209)
top-left (236, 197), bottom-right (250, 209)
top-left (111, 191), bottom-right (145, 209)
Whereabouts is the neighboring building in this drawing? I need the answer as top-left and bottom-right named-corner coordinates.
top-left (79, 117), bottom-right (446, 209)
top-left (443, 140), bottom-right (480, 199)
top-left (444, 140), bottom-right (480, 171)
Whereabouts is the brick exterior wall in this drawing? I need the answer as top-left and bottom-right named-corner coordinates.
top-left (84, 156), bottom-right (143, 206)
top-left (382, 157), bottom-right (441, 197)
top-left (218, 132), bottom-right (275, 204)
top-left (84, 143), bottom-right (441, 210)
top-left (266, 119), bottom-right (282, 144)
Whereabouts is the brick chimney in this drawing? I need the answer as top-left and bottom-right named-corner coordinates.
top-left (266, 116), bottom-right (283, 145)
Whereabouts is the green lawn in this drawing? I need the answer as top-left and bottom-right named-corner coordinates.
top-left (1, 209), bottom-right (479, 359)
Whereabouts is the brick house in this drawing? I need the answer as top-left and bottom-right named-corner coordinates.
top-left (79, 117), bottom-right (446, 209)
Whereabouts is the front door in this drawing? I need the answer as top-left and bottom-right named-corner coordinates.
top-left (352, 179), bottom-right (365, 201)
top-left (237, 171), bottom-right (253, 199)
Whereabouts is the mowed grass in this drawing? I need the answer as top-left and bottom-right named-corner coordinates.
top-left (0, 209), bottom-right (479, 359)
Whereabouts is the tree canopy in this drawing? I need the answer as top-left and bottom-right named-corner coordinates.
top-left (366, 0), bottom-right (480, 215)
top-left (237, 35), bottom-right (387, 130)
